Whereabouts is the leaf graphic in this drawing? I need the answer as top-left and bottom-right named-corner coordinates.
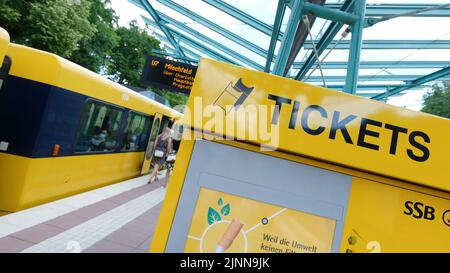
top-left (208, 207), bottom-right (221, 225)
top-left (218, 198), bottom-right (223, 206)
top-left (221, 204), bottom-right (230, 216)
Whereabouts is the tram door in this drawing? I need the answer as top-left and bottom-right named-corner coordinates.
top-left (141, 113), bottom-right (163, 174)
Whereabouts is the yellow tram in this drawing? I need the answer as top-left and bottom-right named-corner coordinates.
top-left (0, 27), bottom-right (182, 214)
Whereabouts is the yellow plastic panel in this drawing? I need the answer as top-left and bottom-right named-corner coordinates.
top-left (341, 177), bottom-right (450, 253)
top-left (185, 58), bottom-right (450, 191)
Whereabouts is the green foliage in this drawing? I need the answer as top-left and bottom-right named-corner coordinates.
top-left (421, 81), bottom-right (450, 119)
top-left (107, 21), bottom-right (161, 87)
top-left (152, 88), bottom-right (189, 108)
top-left (0, 1), bottom-right (189, 106)
top-left (70, 0), bottom-right (119, 72)
top-left (0, 1), bottom-right (21, 24)
top-left (0, 0), bottom-right (95, 58)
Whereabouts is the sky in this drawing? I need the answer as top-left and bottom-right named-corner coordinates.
top-left (109, 0), bottom-right (450, 111)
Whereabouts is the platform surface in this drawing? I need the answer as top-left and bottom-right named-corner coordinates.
top-left (0, 173), bottom-right (168, 253)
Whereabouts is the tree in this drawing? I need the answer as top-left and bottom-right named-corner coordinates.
top-left (421, 81), bottom-right (450, 119)
top-left (153, 88), bottom-right (189, 108)
top-left (107, 20), bottom-right (161, 87)
top-left (0, 1), bottom-right (21, 24)
top-left (0, 1), bottom-right (189, 106)
top-left (69, 0), bottom-right (119, 72)
top-left (0, 0), bottom-right (95, 58)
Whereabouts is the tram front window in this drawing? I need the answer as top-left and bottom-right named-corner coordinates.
top-left (75, 101), bottom-right (123, 153)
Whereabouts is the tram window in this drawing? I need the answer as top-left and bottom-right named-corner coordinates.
top-left (173, 123), bottom-right (184, 141)
top-left (121, 112), bottom-right (151, 152)
top-left (75, 101), bottom-right (123, 153)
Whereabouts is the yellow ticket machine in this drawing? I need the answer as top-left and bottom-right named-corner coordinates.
top-left (151, 58), bottom-right (450, 253)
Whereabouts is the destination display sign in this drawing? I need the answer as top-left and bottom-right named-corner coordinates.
top-left (140, 55), bottom-right (197, 94)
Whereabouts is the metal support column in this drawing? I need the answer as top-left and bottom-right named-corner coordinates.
top-left (138, 0), bottom-right (186, 59)
top-left (283, 0), bottom-right (325, 76)
top-left (344, 0), bottom-right (366, 94)
top-left (273, 0), bottom-right (305, 76)
top-left (265, 0), bottom-right (287, 72)
top-left (303, 1), bottom-right (357, 24)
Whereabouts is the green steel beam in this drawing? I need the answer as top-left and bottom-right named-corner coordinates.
top-left (303, 40), bottom-right (450, 49)
top-left (265, 0), bottom-right (287, 72)
top-left (148, 20), bottom-right (234, 64)
top-left (176, 36), bottom-right (237, 65)
top-left (284, 0), bottom-right (325, 76)
top-left (303, 1), bottom-right (357, 25)
top-left (354, 92), bottom-right (404, 98)
top-left (294, 0), bottom-right (354, 81)
top-left (173, 34), bottom-right (238, 65)
top-left (137, 0), bottom-right (186, 59)
top-left (344, 0), bottom-right (366, 94)
top-left (365, 4), bottom-right (450, 28)
top-left (149, 23), bottom-right (203, 60)
top-left (153, 33), bottom-right (203, 62)
top-left (293, 61), bottom-right (450, 69)
top-left (129, 0), bottom-right (144, 8)
top-left (156, 0), bottom-right (268, 58)
top-left (178, 46), bottom-right (202, 60)
top-left (273, 0), bottom-right (305, 75)
top-left (146, 14), bottom-right (264, 70)
top-left (371, 66), bottom-right (450, 100)
top-left (154, 28), bottom-right (449, 74)
top-left (326, 84), bottom-right (431, 91)
top-left (304, 74), bottom-right (450, 82)
top-left (151, 33), bottom-right (450, 86)
top-left (130, 0), bottom-right (450, 24)
top-left (324, 3), bottom-right (450, 17)
top-left (151, 40), bottom-right (450, 88)
top-left (163, 43), bottom-right (203, 61)
top-left (151, 49), bottom-right (199, 63)
top-left (136, 0), bottom-right (449, 93)
top-left (201, 0), bottom-right (279, 38)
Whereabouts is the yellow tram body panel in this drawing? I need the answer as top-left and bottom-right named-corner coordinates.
top-left (0, 152), bottom-right (144, 213)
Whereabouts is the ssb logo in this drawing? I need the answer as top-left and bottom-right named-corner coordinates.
top-left (213, 78), bottom-right (254, 114)
top-left (404, 201), bottom-right (435, 220)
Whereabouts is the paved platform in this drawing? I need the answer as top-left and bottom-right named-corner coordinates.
top-left (0, 173), bottom-right (168, 253)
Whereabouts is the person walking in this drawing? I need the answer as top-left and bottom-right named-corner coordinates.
top-left (148, 127), bottom-right (173, 184)
top-left (164, 129), bottom-right (177, 188)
